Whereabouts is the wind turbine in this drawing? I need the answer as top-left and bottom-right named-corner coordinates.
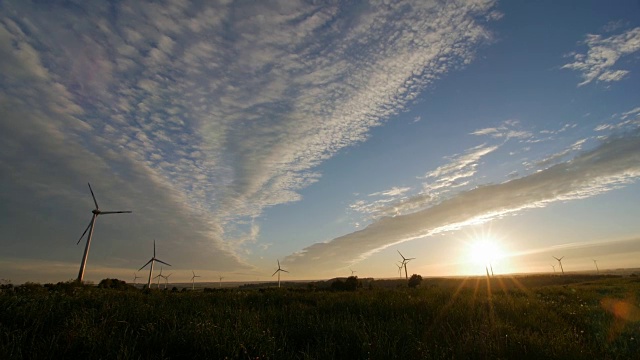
top-left (593, 259), bottom-right (599, 274)
top-left (190, 270), bottom-right (201, 290)
top-left (553, 256), bottom-right (565, 275)
top-left (164, 273), bottom-right (173, 289)
top-left (132, 272), bottom-right (141, 284)
top-left (396, 263), bottom-right (404, 278)
top-left (490, 263), bottom-right (494, 277)
top-left (219, 275), bottom-right (224, 288)
top-left (272, 260), bottom-right (288, 288)
top-left (397, 250), bottom-right (415, 279)
top-left (76, 183), bottom-right (132, 282)
top-left (139, 240), bottom-right (171, 289)
top-left (154, 266), bottom-right (165, 289)
top-left (485, 265), bottom-right (491, 278)
top-left (349, 267), bottom-right (357, 276)
top-left (551, 264), bottom-right (556, 273)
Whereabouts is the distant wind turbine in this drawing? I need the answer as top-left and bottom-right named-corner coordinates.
top-left (154, 266), bottom-right (165, 289)
top-left (490, 263), bottom-right (494, 277)
top-left (164, 273), bottom-right (173, 289)
top-left (553, 256), bottom-right (565, 275)
top-left (272, 260), bottom-right (289, 288)
top-left (76, 183), bottom-right (132, 282)
top-left (191, 271), bottom-right (201, 290)
top-left (396, 263), bottom-right (404, 278)
top-left (485, 266), bottom-right (490, 278)
top-left (139, 240), bottom-right (171, 289)
top-left (349, 267), bottom-right (357, 276)
top-left (132, 272), bottom-right (141, 284)
top-left (551, 264), bottom-right (556, 273)
top-left (219, 275), bottom-right (224, 288)
top-left (593, 259), bottom-right (599, 274)
top-left (397, 250), bottom-right (415, 279)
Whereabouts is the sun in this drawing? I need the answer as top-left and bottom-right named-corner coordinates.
top-left (469, 237), bottom-right (504, 265)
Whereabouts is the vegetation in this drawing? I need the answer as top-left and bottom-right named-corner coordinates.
top-left (408, 274), bottom-right (422, 288)
top-left (0, 275), bottom-right (639, 359)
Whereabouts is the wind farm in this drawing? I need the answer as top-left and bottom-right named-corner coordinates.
top-left (2, 0), bottom-right (640, 358)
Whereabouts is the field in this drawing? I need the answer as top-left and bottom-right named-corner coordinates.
top-left (1, 275), bottom-right (639, 359)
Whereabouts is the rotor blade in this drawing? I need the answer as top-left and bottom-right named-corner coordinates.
top-left (153, 240), bottom-right (156, 257)
top-left (280, 269), bottom-right (289, 273)
top-left (88, 183), bottom-right (99, 209)
top-left (76, 218), bottom-right (93, 245)
top-left (397, 250), bottom-right (406, 260)
top-left (138, 259), bottom-right (153, 271)
top-left (277, 259), bottom-right (280, 268)
top-left (155, 259), bottom-right (171, 267)
top-left (100, 211), bottom-right (133, 214)
top-left (272, 269), bottom-right (279, 277)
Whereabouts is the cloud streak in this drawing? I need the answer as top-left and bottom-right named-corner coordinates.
top-left (286, 131), bottom-right (640, 273)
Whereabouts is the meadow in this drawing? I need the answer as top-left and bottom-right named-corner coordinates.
top-left (1, 275), bottom-right (639, 359)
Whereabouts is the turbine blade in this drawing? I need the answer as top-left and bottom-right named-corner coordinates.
top-left (100, 211), bottom-right (133, 214)
top-left (138, 259), bottom-right (152, 271)
top-left (272, 269), bottom-right (279, 277)
top-left (88, 183), bottom-right (99, 209)
top-left (397, 250), bottom-right (405, 260)
top-left (76, 218), bottom-right (93, 245)
top-left (281, 269), bottom-right (289, 273)
top-left (153, 240), bottom-right (156, 257)
top-left (155, 259), bottom-right (171, 267)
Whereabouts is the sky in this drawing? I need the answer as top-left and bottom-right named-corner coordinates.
top-left (1, 0), bottom-right (639, 284)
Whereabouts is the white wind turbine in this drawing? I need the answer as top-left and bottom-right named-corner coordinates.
top-left (76, 183), bottom-right (132, 282)
top-left (139, 241), bottom-right (171, 289)
top-left (397, 250), bottom-right (415, 279)
top-left (132, 272), bottom-right (141, 285)
top-left (553, 256), bottom-right (565, 275)
top-left (154, 266), bottom-right (165, 289)
top-left (190, 270), bottom-right (201, 290)
top-left (593, 259), bottom-right (599, 274)
top-left (272, 260), bottom-right (289, 288)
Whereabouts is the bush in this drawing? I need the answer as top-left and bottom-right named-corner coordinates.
top-left (330, 276), bottom-right (360, 291)
top-left (98, 278), bottom-right (133, 290)
top-left (408, 274), bottom-right (422, 288)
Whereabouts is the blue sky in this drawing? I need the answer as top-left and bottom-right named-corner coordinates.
top-left (1, 0), bottom-right (639, 284)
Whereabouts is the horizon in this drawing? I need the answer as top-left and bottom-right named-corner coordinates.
top-left (1, 1), bottom-right (639, 284)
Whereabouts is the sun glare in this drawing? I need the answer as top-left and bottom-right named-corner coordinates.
top-left (469, 238), bottom-right (504, 265)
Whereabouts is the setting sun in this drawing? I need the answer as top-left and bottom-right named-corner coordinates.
top-left (469, 238), bottom-right (505, 265)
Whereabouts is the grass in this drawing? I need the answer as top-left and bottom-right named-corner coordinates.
top-left (1, 275), bottom-right (639, 359)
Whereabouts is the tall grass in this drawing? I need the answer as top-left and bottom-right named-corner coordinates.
top-left (1, 276), bottom-right (638, 359)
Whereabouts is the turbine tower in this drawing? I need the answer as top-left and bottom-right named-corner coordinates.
top-left (593, 259), bottom-right (599, 274)
top-left (397, 250), bottom-right (415, 279)
top-left (490, 263), bottom-right (494, 277)
top-left (272, 260), bottom-right (289, 288)
top-left (139, 240), bottom-right (171, 288)
top-left (553, 256), bottom-right (565, 275)
top-left (190, 271), bottom-right (201, 290)
top-left (76, 183), bottom-right (132, 282)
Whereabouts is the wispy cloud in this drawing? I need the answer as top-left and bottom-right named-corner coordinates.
top-left (0, 0), bottom-right (498, 277)
top-left (286, 131), bottom-right (640, 273)
top-left (471, 119), bottom-right (532, 140)
top-left (563, 27), bottom-right (640, 86)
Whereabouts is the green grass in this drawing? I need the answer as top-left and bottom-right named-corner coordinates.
top-left (1, 275), bottom-right (639, 359)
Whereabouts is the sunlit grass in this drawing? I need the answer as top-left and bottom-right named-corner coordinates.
top-left (0, 275), bottom-right (638, 359)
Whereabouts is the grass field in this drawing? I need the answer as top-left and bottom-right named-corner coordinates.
top-left (1, 275), bottom-right (639, 359)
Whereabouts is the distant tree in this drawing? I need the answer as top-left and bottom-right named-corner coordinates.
top-left (331, 276), bottom-right (360, 291)
top-left (408, 274), bottom-right (422, 288)
top-left (98, 278), bottom-right (132, 290)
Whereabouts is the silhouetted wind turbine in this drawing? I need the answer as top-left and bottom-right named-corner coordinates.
top-left (593, 259), bottom-right (599, 274)
top-left (139, 240), bottom-right (171, 289)
top-left (551, 264), bottom-right (556, 273)
top-left (132, 272), bottom-right (141, 284)
top-left (485, 265), bottom-right (491, 278)
top-left (553, 256), bottom-right (565, 275)
top-left (76, 183), bottom-right (132, 282)
top-left (396, 262), bottom-right (403, 278)
top-left (272, 260), bottom-right (289, 288)
top-left (190, 271), bottom-right (201, 290)
top-left (490, 263), bottom-right (494, 277)
top-left (397, 250), bottom-right (415, 279)
top-left (219, 275), bottom-right (224, 288)
top-left (350, 267), bottom-right (357, 276)
top-left (164, 273), bottom-right (172, 289)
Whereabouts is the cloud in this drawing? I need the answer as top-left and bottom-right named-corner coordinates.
top-left (0, 0), bottom-right (499, 278)
top-left (285, 131), bottom-right (640, 273)
top-left (534, 138), bottom-right (587, 168)
top-left (471, 119), bottom-right (532, 140)
top-left (563, 27), bottom-right (640, 86)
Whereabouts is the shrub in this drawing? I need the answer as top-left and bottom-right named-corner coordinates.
top-left (408, 274), bottom-right (422, 288)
